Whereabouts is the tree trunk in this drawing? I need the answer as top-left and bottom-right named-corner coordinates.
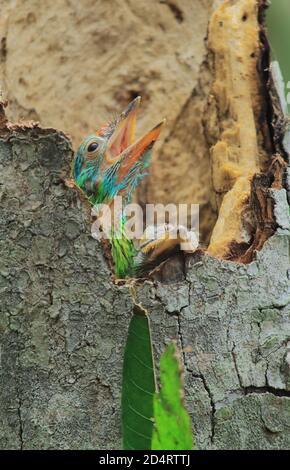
top-left (1, 0), bottom-right (290, 450)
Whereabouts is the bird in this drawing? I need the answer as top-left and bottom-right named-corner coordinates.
top-left (72, 96), bottom-right (198, 278)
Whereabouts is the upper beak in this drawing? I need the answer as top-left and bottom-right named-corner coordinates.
top-left (105, 96), bottom-right (165, 164)
top-left (105, 96), bottom-right (141, 163)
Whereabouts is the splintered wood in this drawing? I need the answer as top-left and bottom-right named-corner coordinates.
top-left (206, 0), bottom-right (279, 260)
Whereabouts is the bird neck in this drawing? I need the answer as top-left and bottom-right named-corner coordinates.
top-left (110, 214), bottom-right (137, 278)
top-left (74, 151), bottom-right (104, 196)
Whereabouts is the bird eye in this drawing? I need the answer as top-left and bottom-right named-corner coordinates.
top-left (87, 141), bottom-right (99, 153)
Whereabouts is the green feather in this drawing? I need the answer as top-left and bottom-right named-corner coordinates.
top-left (110, 218), bottom-right (137, 278)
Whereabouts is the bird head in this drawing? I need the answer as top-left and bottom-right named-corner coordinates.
top-left (73, 96), bottom-right (164, 206)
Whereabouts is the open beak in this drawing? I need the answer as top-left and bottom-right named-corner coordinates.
top-left (105, 96), bottom-right (165, 165)
top-left (105, 96), bottom-right (140, 163)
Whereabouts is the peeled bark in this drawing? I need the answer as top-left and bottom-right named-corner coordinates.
top-left (1, 0), bottom-right (290, 450)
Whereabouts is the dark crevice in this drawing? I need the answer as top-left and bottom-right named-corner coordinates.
top-left (159, 1), bottom-right (184, 23)
top-left (268, 302), bottom-right (290, 312)
top-left (245, 386), bottom-right (290, 398)
top-left (16, 391), bottom-right (24, 450)
top-left (176, 308), bottom-right (187, 371)
top-left (0, 37), bottom-right (7, 62)
top-left (192, 372), bottom-right (216, 444)
top-left (265, 361), bottom-right (270, 388)
top-left (200, 375), bottom-right (216, 445)
top-left (215, 386), bottom-right (290, 408)
top-left (231, 342), bottom-right (244, 389)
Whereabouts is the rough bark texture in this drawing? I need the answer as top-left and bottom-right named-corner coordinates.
top-left (0, 112), bottom-right (290, 449)
top-left (1, 0), bottom-right (290, 451)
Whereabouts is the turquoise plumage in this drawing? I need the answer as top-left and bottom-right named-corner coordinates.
top-left (72, 97), bottom-right (164, 278)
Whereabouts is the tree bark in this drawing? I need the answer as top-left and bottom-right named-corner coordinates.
top-left (0, 100), bottom-right (290, 449)
top-left (1, 0), bottom-right (290, 451)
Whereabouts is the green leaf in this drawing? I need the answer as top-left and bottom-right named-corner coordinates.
top-left (122, 312), bottom-right (156, 450)
top-left (151, 342), bottom-right (195, 450)
top-left (266, 0), bottom-right (290, 114)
